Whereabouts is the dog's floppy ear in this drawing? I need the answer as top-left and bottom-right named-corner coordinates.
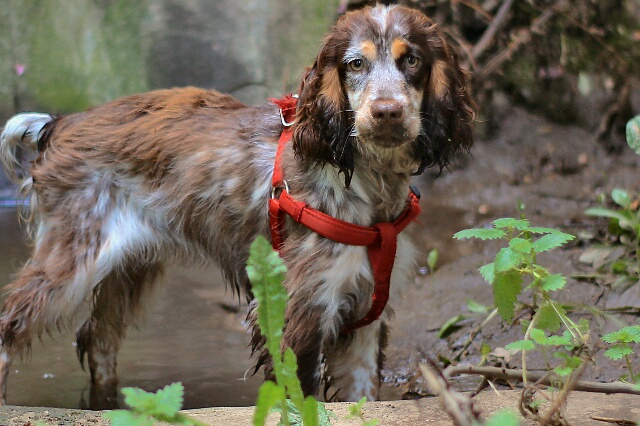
top-left (292, 41), bottom-right (355, 187)
top-left (414, 21), bottom-right (476, 175)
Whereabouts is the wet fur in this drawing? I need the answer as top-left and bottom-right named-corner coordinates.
top-left (0, 5), bottom-right (474, 405)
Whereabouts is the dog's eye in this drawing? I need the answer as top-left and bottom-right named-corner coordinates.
top-left (349, 59), bottom-right (364, 72)
top-left (405, 54), bottom-right (420, 69)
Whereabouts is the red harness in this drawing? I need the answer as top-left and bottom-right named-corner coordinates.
top-left (268, 96), bottom-right (421, 333)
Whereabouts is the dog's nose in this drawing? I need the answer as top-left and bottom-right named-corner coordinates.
top-left (370, 99), bottom-right (404, 123)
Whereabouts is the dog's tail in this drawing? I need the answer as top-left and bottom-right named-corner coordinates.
top-left (1, 113), bottom-right (55, 231)
top-left (0, 113), bottom-right (54, 183)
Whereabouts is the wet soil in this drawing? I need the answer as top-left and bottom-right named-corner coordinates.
top-left (0, 105), bottom-right (639, 410)
top-left (385, 106), bottom-right (640, 398)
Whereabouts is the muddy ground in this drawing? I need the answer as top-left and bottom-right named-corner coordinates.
top-left (385, 104), bottom-right (640, 399)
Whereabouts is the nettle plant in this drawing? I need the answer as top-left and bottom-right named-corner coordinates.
top-left (453, 216), bottom-right (589, 380)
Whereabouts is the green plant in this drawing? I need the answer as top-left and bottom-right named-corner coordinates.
top-left (625, 115), bottom-right (640, 156)
top-left (582, 116), bottom-right (640, 281)
top-left (453, 215), bottom-right (587, 382)
top-left (247, 236), bottom-right (336, 426)
top-left (103, 382), bottom-right (207, 426)
top-left (584, 187), bottom-right (640, 279)
top-left (478, 410), bottom-right (520, 426)
top-left (602, 325), bottom-right (640, 383)
top-left (346, 397), bottom-right (379, 426)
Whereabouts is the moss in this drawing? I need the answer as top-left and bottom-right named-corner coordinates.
top-left (18, 0), bottom-right (149, 114)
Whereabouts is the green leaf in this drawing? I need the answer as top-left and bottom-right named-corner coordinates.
top-left (493, 271), bottom-right (523, 321)
top-left (540, 274), bottom-right (566, 292)
top-left (584, 207), bottom-right (630, 223)
top-left (427, 249), bottom-right (439, 272)
top-left (554, 366), bottom-right (575, 377)
top-left (247, 236), bottom-right (289, 367)
top-left (493, 218), bottom-right (530, 230)
top-left (494, 248), bottom-right (521, 273)
top-left (437, 314), bottom-right (466, 338)
top-left (530, 328), bottom-right (547, 345)
top-left (301, 396), bottom-right (319, 426)
top-left (535, 303), bottom-right (564, 332)
top-left (479, 262), bottom-right (495, 284)
top-left (546, 335), bottom-right (572, 346)
top-left (482, 410), bottom-right (520, 426)
top-left (527, 226), bottom-right (562, 234)
top-left (602, 326), bottom-right (640, 344)
top-left (253, 381), bottom-right (286, 426)
top-left (317, 402), bottom-right (337, 425)
top-left (505, 339), bottom-right (536, 351)
top-left (281, 348), bottom-right (305, 409)
top-left (626, 115), bottom-right (640, 155)
top-left (480, 343), bottom-right (492, 356)
top-left (466, 299), bottom-right (488, 313)
top-left (554, 353), bottom-right (582, 369)
top-left (348, 397), bottom-right (367, 418)
top-left (604, 345), bottom-right (634, 360)
top-left (509, 237), bottom-right (533, 253)
top-left (103, 411), bottom-right (154, 426)
top-left (453, 228), bottom-right (506, 240)
top-left (531, 232), bottom-right (575, 253)
top-left (121, 383), bottom-right (184, 419)
top-left (611, 188), bottom-right (632, 209)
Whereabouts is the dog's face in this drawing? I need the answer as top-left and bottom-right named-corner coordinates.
top-left (293, 5), bottom-right (476, 185)
top-left (342, 7), bottom-right (427, 149)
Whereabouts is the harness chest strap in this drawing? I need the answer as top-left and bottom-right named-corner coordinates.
top-left (268, 96), bottom-right (422, 333)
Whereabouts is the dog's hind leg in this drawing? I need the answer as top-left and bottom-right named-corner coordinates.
top-left (0, 258), bottom-right (99, 404)
top-left (0, 208), bottom-right (141, 404)
top-left (76, 262), bottom-right (163, 408)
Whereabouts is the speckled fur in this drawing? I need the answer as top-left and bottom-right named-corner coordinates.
top-left (0, 5), bottom-right (474, 405)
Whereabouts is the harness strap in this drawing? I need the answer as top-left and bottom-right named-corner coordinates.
top-left (269, 96), bottom-right (422, 333)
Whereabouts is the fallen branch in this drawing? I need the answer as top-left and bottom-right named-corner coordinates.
top-left (444, 365), bottom-right (640, 395)
top-left (474, 8), bottom-right (555, 83)
top-left (590, 416), bottom-right (637, 425)
top-left (420, 359), bottom-right (481, 426)
top-left (469, 0), bottom-right (515, 61)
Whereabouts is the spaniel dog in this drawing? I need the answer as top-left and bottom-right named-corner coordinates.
top-left (0, 5), bottom-right (474, 405)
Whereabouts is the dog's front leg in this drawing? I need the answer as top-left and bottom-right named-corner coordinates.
top-left (280, 301), bottom-right (325, 397)
top-left (323, 320), bottom-right (387, 402)
top-left (249, 296), bottom-right (325, 398)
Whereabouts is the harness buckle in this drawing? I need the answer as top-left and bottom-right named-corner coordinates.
top-left (271, 180), bottom-right (290, 199)
top-left (278, 94), bottom-right (298, 127)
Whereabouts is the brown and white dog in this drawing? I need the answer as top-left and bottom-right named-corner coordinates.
top-left (0, 5), bottom-right (474, 405)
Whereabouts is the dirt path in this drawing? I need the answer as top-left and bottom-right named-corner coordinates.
top-left (1, 390), bottom-right (638, 425)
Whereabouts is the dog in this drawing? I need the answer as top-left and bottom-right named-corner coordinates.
top-left (0, 4), bottom-right (474, 405)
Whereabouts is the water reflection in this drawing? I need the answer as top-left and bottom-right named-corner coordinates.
top-left (0, 208), bottom-right (260, 409)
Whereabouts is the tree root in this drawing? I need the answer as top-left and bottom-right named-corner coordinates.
top-left (444, 365), bottom-right (640, 395)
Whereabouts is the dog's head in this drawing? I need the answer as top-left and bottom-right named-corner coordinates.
top-left (293, 5), bottom-right (475, 186)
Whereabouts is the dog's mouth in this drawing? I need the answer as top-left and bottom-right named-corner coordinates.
top-left (354, 120), bottom-right (421, 148)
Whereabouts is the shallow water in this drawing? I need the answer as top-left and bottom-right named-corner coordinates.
top-left (0, 189), bottom-right (475, 409)
top-left (0, 208), bottom-right (261, 409)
